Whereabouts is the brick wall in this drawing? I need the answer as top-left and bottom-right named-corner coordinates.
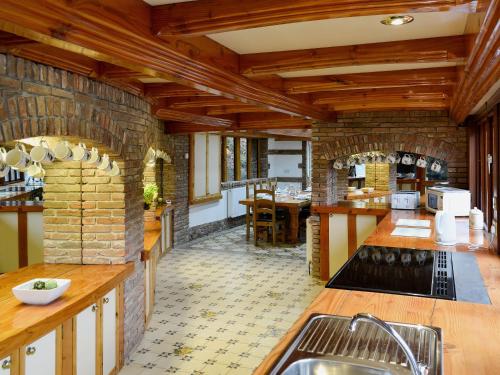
top-left (365, 163), bottom-right (390, 191)
top-left (310, 110), bottom-right (468, 277)
top-left (0, 54), bottom-right (185, 358)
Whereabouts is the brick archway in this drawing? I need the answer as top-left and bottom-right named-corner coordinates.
top-left (319, 134), bottom-right (461, 162)
top-left (0, 94), bottom-right (127, 156)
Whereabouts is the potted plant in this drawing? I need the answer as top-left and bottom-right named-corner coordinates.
top-left (143, 183), bottom-right (159, 210)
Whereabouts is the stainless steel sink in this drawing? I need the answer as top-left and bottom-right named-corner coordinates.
top-left (270, 314), bottom-right (442, 375)
top-left (281, 358), bottom-right (394, 375)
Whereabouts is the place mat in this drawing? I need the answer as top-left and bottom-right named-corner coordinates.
top-left (396, 219), bottom-right (431, 228)
top-left (391, 227), bottom-right (431, 238)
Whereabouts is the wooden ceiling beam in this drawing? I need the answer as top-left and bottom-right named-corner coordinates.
top-left (155, 108), bottom-right (233, 127)
top-left (240, 36), bottom-right (467, 76)
top-left (0, 0), bottom-right (329, 121)
top-left (145, 83), bottom-right (215, 98)
top-left (165, 97), bottom-right (243, 109)
top-left (152, 0), bottom-right (476, 37)
top-left (207, 105), bottom-right (273, 115)
top-left (312, 86), bottom-right (452, 105)
top-left (450, 0), bottom-right (500, 123)
top-left (165, 122), bottom-right (229, 134)
top-left (278, 67), bottom-right (458, 94)
top-left (329, 99), bottom-right (450, 112)
top-left (237, 113), bottom-right (313, 130)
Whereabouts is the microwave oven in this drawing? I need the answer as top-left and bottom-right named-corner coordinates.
top-left (425, 186), bottom-right (471, 216)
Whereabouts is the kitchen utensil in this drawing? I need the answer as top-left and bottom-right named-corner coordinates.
top-left (30, 140), bottom-right (55, 164)
top-left (108, 161), bottom-right (120, 176)
top-left (333, 159), bottom-right (343, 170)
top-left (32, 167), bottom-right (46, 179)
top-left (0, 161), bottom-right (10, 178)
top-left (435, 210), bottom-right (457, 245)
top-left (6, 143), bottom-right (30, 170)
top-left (401, 153), bottom-right (415, 165)
top-left (87, 147), bottom-right (101, 166)
top-left (26, 161), bottom-right (43, 177)
top-left (54, 140), bottom-right (73, 161)
top-left (12, 278), bottom-right (71, 305)
top-left (0, 147), bottom-right (7, 163)
top-left (97, 154), bottom-right (111, 172)
top-left (431, 160), bottom-right (442, 172)
top-left (416, 156), bottom-right (427, 168)
top-left (469, 207), bottom-right (484, 230)
top-left (72, 142), bottom-right (91, 162)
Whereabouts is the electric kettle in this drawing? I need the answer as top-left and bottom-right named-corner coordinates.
top-left (435, 210), bottom-right (457, 245)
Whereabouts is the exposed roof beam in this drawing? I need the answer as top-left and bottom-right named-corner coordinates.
top-left (240, 36), bottom-right (467, 76)
top-left (152, 0), bottom-right (475, 37)
top-left (155, 108), bottom-right (233, 127)
top-left (329, 99), bottom-right (450, 112)
top-left (312, 86), bottom-right (452, 105)
top-left (165, 123), bottom-right (229, 133)
top-left (451, 0), bottom-right (500, 123)
top-left (165, 97), bottom-right (243, 109)
top-left (207, 105), bottom-right (273, 115)
top-left (237, 113), bottom-right (313, 130)
top-left (0, 0), bottom-right (329, 121)
top-left (145, 83), bottom-right (215, 98)
top-left (279, 67), bottom-right (458, 94)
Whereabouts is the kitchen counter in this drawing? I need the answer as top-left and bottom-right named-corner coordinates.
top-left (0, 262), bottom-right (134, 358)
top-left (254, 208), bottom-right (500, 374)
top-left (0, 183), bottom-right (43, 201)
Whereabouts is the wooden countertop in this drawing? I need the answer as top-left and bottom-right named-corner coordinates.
top-left (254, 209), bottom-right (500, 375)
top-left (143, 220), bottom-right (162, 259)
top-left (0, 263), bottom-right (134, 358)
top-left (0, 200), bottom-right (43, 212)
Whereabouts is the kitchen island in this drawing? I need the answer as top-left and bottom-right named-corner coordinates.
top-left (0, 262), bottom-right (134, 374)
top-left (254, 208), bottom-right (500, 374)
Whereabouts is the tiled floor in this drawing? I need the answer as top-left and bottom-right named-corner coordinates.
top-left (121, 226), bottom-right (324, 375)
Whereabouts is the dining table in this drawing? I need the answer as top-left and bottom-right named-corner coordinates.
top-left (239, 192), bottom-right (311, 244)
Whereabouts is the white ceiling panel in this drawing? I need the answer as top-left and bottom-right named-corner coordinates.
top-left (208, 12), bottom-right (468, 54)
top-left (278, 62), bottom-right (463, 78)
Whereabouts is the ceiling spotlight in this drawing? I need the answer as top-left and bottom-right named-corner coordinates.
top-left (380, 15), bottom-right (414, 26)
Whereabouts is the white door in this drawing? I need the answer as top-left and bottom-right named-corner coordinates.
top-left (0, 356), bottom-right (11, 375)
top-left (102, 289), bottom-right (117, 375)
top-left (76, 304), bottom-right (97, 375)
top-left (24, 330), bottom-right (56, 375)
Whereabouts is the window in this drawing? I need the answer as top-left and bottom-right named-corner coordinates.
top-left (222, 137), bottom-right (258, 182)
top-left (189, 133), bottom-right (222, 205)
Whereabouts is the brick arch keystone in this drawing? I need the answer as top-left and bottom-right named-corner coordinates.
top-left (320, 134), bottom-right (460, 162)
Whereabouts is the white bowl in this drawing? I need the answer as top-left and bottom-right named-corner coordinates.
top-left (12, 278), bottom-right (71, 305)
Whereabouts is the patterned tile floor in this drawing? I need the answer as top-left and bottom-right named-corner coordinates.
top-left (120, 226), bottom-right (324, 375)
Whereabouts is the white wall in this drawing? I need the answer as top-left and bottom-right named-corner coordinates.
top-left (188, 186), bottom-right (247, 228)
top-left (268, 139), bottom-right (303, 191)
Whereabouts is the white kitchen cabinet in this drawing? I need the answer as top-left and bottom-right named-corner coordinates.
top-left (102, 289), bottom-right (117, 375)
top-left (0, 356), bottom-right (12, 375)
top-left (75, 304), bottom-right (97, 375)
top-left (22, 329), bottom-right (58, 375)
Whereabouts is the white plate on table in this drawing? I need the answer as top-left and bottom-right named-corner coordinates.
top-left (12, 278), bottom-right (71, 305)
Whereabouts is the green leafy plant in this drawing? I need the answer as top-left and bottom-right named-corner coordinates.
top-left (143, 183), bottom-right (159, 209)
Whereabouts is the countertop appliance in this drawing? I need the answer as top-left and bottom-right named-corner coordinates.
top-left (426, 186), bottom-right (471, 216)
top-left (391, 190), bottom-right (420, 210)
top-left (435, 210), bottom-right (457, 246)
top-left (326, 245), bottom-right (456, 300)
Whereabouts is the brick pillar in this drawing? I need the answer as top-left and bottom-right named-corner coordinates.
top-left (173, 135), bottom-right (189, 245)
top-left (258, 138), bottom-right (269, 178)
top-left (43, 161), bottom-right (83, 264)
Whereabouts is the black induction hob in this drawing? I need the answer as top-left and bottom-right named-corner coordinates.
top-left (326, 245), bottom-right (456, 300)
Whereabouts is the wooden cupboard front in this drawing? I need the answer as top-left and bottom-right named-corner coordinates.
top-left (2, 285), bottom-right (123, 375)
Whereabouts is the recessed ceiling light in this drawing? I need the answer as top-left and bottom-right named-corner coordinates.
top-left (380, 15), bottom-right (414, 26)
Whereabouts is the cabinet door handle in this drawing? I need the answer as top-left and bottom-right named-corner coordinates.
top-left (1, 360), bottom-right (10, 369)
top-left (26, 346), bottom-right (36, 355)
top-left (91, 304), bottom-right (98, 312)
top-left (103, 297), bottom-right (110, 304)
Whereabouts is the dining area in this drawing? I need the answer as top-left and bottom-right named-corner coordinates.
top-left (239, 180), bottom-right (312, 246)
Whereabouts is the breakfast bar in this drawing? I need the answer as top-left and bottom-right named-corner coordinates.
top-left (254, 208), bottom-right (500, 374)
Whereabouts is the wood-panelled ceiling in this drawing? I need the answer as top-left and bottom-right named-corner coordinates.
top-left (0, 0), bottom-right (498, 137)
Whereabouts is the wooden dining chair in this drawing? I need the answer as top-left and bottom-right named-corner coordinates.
top-left (253, 185), bottom-right (286, 246)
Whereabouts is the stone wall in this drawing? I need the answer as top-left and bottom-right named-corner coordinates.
top-left (310, 110), bottom-right (468, 277)
top-left (0, 53), bottom-right (184, 358)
